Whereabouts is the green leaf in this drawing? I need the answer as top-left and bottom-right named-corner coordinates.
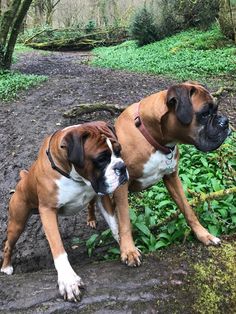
top-left (86, 233), bottom-right (99, 247)
top-left (107, 247), bottom-right (120, 255)
top-left (208, 225), bottom-right (219, 236)
top-left (135, 222), bottom-right (151, 236)
top-left (231, 215), bottom-right (236, 224)
top-left (200, 157), bottom-right (209, 168)
top-left (158, 200), bottom-right (171, 208)
top-left (155, 240), bottom-right (168, 249)
top-left (218, 208), bottom-right (228, 219)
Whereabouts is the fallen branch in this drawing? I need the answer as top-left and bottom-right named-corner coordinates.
top-left (150, 187), bottom-right (236, 233)
top-left (63, 103), bottom-right (127, 119)
top-left (189, 186), bottom-right (236, 207)
top-left (212, 86), bottom-right (236, 97)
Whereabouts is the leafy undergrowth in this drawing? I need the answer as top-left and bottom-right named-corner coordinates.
top-left (92, 25), bottom-right (236, 81)
top-left (0, 44), bottom-right (47, 102)
top-left (0, 71), bottom-right (47, 101)
top-left (85, 132), bottom-right (236, 259)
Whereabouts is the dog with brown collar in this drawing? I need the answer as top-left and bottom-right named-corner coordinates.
top-left (1, 121), bottom-right (129, 301)
top-left (88, 82), bottom-right (230, 266)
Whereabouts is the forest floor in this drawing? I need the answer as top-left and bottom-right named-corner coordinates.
top-left (0, 51), bottom-right (235, 313)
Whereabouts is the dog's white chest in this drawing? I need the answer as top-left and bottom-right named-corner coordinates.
top-left (138, 148), bottom-right (177, 189)
top-left (55, 176), bottom-right (96, 215)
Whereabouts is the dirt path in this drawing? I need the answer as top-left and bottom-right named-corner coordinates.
top-left (0, 51), bottom-right (235, 312)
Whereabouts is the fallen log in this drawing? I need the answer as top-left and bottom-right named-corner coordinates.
top-left (25, 28), bottom-right (129, 51)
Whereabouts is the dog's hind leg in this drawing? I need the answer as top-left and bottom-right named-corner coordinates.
top-left (87, 197), bottom-right (97, 229)
top-left (1, 191), bottom-right (31, 275)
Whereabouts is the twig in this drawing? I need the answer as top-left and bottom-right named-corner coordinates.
top-left (150, 187), bottom-right (236, 233)
top-left (212, 86), bottom-right (236, 98)
top-left (63, 103), bottom-right (127, 118)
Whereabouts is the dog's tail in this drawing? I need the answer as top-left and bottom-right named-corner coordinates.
top-left (20, 169), bottom-right (29, 179)
top-left (9, 170), bottom-right (29, 195)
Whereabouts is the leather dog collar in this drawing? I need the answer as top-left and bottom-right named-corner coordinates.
top-left (134, 102), bottom-right (174, 155)
top-left (46, 130), bottom-right (71, 179)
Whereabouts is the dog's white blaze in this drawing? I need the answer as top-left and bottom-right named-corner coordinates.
top-left (104, 139), bottom-right (125, 194)
top-left (96, 197), bottom-right (119, 242)
top-left (1, 265), bottom-right (13, 275)
top-left (54, 252), bottom-right (83, 299)
top-left (55, 167), bottom-right (96, 215)
top-left (138, 147), bottom-right (177, 189)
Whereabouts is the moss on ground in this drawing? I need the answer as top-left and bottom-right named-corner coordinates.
top-left (193, 243), bottom-right (236, 313)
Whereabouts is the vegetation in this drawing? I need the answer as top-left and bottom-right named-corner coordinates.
top-left (0, 43), bottom-right (47, 102)
top-left (84, 132), bottom-right (235, 258)
top-left (92, 25), bottom-right (236, 81)
top-left (129, 0), bottom-right (219, 46)
top-left (0, 70), bottom-right (47, 101)
top-left (193, 244), bottom-right (236, 313)
top-left (129, 5), bottom-right (158, 46)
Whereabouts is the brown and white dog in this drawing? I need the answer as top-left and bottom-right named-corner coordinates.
top-left (1, 121), bottom-right (129, 301)
top-left (89, 82), bottom-right (230, 266)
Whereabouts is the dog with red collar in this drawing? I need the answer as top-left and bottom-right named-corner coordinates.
top-left (88, 82), bottom-right (230, 266)
top-left (1, 121), bottom-right (129, 301)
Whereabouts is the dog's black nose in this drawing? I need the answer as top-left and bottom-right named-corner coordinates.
top-left (113, 162), bottom-right (126, 175)
top-left (219, 116), bottom-right (229, 129)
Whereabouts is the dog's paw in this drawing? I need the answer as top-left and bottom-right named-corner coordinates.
top-left (1, 265), bottom-right (14, 275)
top-left (121, 247), bottom-right (142, 267)
top-left (58, 272), bottom-right (84, 302)
top-left (87, 219), bottom-right (96, 229)
top-left (197, 231), bottom-right (221, 246)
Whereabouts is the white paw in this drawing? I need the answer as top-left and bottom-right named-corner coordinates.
top-left (54, 253), bottom-right (84, 302)
top-left (210, 236), bottom-right (221, 245)
top-left (1, 265), bottom-right (14, 275)
top-left (58, 272), bottom-right (84, 302)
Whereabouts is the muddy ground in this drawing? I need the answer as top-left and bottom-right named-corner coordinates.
top-left (0, 51), bottom-right (235, 312)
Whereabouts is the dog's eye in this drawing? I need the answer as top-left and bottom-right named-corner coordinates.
top-left (114, 146), bottom-right (121, 157)
top-left (94, 152), bottom-right (111, 166)
top-left (201, 111), bottom-right (210, 118)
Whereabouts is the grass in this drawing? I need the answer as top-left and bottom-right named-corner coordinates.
top-left (92, 25), bottom-right (236, 81)
top-left (0, 44), bottom-right (47, 101)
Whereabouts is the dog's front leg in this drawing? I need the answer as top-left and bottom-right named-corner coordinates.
top-left (113, 183), bottom-right (141, 266)
top-left (39, 207), bottom-right (84, 301)
top-left (163, 172), bottom-right (221, 245)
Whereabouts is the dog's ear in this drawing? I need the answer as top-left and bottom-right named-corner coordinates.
top-left (167, 84), bottom-right (194, 125)
top-left (61, 131), bottom-right (89, 167)
top-left (107, 123), bottom-right (117, 138)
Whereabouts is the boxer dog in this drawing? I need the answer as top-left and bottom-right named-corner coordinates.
top-left (88, 82), bottom-right (230, 267)
top-left (1, 121), bottom-right (128, 302)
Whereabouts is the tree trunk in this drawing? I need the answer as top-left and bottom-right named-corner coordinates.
top-left (0, 0), bottom-right (33, 70)
top-left (45, 0), bottom-right (60, 26)
top-left (219, 0), bottom-right (236, 42)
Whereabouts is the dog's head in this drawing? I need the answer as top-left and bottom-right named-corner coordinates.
top-left (160, 82), bottom-right (230, 152)
top-left (60, 121), bottom-right (128, 195)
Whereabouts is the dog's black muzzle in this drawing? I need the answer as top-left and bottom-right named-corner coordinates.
top-left (195, 114), bottom-right (230, 152)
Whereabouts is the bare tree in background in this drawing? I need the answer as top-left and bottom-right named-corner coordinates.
top-left (219, 0), bottom-right (236, 42)
top-left (45, 0), bottom-right (61, 25)
top-left (0, 0), bottom-right (33, 69)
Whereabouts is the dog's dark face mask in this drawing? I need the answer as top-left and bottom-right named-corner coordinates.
top-left (166, 83), bottom-right (230, 152)
top-left (194, 103), bottom-right (230, 152)
top-left (63, 122), bottom-right (128, 195)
